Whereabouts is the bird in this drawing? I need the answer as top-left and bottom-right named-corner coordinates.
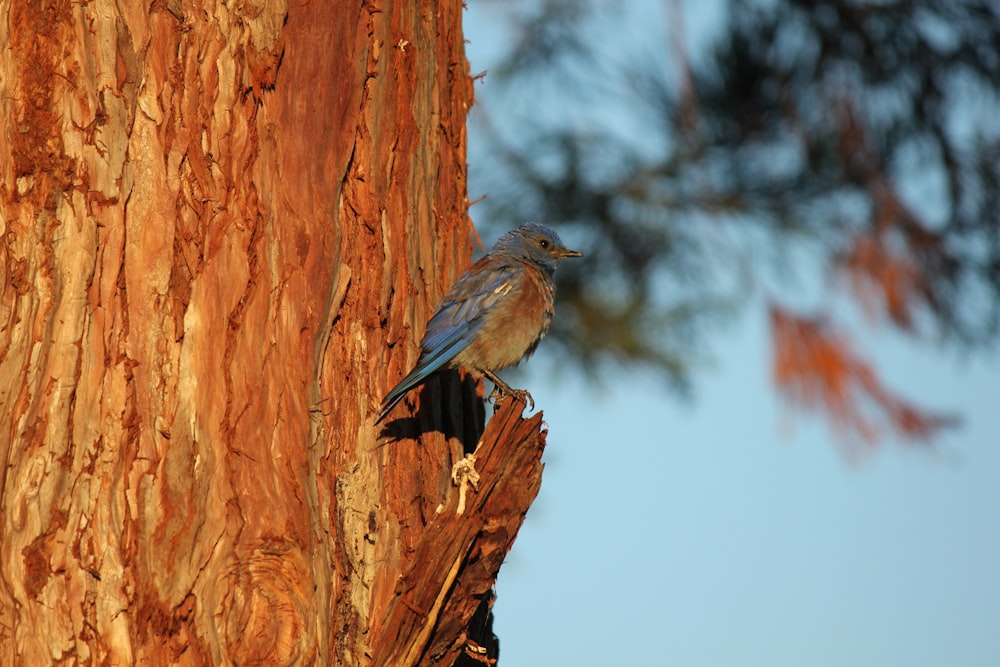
top-left (376, 222), bottom-right (583, 423)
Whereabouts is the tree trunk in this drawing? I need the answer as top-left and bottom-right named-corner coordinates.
top-left (0, 1), bottom-right (545, 664)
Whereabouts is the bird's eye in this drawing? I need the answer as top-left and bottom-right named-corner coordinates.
top-left (539, 239), bottom-right (550, 249)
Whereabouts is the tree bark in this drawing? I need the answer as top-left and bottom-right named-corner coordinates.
top-left (0, 0), bottom-right (544, 664)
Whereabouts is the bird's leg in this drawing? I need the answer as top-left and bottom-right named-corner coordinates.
top-left (482, 370), bottom-right (535, 411)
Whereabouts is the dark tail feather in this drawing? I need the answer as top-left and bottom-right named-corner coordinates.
top-left (377, 333), bottom-right (471, 423)
top-left (375, 367), bottom-right (434, 423)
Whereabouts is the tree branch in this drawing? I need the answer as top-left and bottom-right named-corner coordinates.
top-left (372, 399), bottom-right (547, 666)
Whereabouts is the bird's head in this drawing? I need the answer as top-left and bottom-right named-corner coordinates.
top-left (493, 222), bottom-right (583, 274)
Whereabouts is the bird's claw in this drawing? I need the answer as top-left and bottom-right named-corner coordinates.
top-left (516, 389), bottom-right (536, 411)
top-left (488, 385), bottom-right (534, 411)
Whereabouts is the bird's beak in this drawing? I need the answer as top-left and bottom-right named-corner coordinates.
top-left (560, 248), bottom-right (584, 258)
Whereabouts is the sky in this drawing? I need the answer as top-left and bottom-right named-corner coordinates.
top-left (463, 3), bottom-right (1000, 666)
top-left (490, 309), bottom-right (999, 667)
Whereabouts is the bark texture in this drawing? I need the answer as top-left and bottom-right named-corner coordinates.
top-left (0, 0), bottom-right (545, 664)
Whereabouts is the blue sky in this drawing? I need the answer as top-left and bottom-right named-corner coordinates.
top-left (464, 3), bottom-right (1000, 665)
top-left (489, 306), bottom-right (998, 666)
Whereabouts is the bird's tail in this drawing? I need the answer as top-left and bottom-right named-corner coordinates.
top-left (375, 366), bottom-right (435, 423)
top-left (376, 335), bottom-right (468, 423)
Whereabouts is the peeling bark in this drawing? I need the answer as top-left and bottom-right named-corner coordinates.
top-left (0, 0), bottom-right (543, 664)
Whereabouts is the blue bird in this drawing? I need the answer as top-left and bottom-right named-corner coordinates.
top-left (377, 222), bottom-right (583, 423)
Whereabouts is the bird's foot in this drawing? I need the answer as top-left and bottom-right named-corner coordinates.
top-left (483, 370), bottom-right (534, 410)
top-left (506, 387), bottom-right (535, 411)
top-left (486, 383), bottom-right (534, 411)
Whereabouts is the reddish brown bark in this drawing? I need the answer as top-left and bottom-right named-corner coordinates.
top-left (0, 0), bottom-right (543, 664)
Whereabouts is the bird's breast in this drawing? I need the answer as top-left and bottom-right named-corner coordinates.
top-left (453, 265), bottom-right (555, 372)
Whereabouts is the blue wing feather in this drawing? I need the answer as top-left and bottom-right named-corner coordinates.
top-left (376, 261), bottom-right (517, 422)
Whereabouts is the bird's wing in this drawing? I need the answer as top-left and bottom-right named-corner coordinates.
top-left (377, 261), bottom-right (517, 421)
top-left (422, 261), bottom-right (516, 361)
